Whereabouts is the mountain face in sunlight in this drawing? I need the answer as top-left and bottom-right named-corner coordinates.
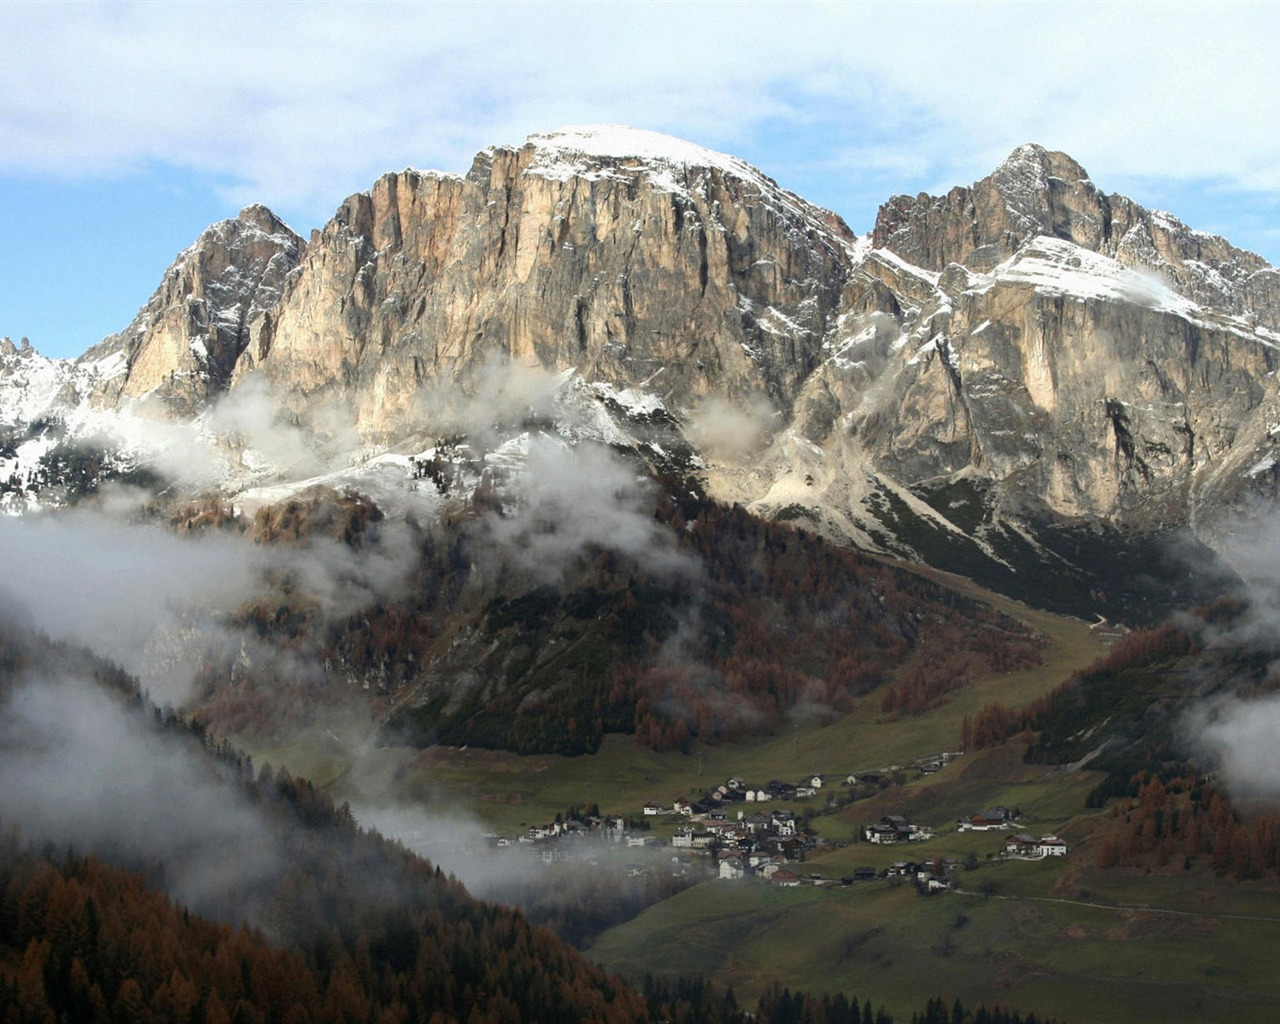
top-left (4, 130), bottom-right (1274, 622)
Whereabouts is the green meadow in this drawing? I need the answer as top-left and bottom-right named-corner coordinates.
top-left (586, 861), bottom-right (1280, 1024)
top-left (233, 575), bottom-right (1280, 1023)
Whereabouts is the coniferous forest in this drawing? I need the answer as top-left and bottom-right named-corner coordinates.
top-left (0, 620), bottom-right (1059, 1024)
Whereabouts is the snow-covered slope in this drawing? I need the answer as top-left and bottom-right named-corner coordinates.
top-left (518, 125), bottom-right (857, 252)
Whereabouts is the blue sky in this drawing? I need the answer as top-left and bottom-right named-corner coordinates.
top-left (3, 1), bottom-right (1279, 360)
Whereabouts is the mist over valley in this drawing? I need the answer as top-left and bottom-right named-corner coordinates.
top-left (5, 127), bottom-right (1280, 1023)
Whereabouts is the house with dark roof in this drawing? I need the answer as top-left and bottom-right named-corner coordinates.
top-left (865, 815), bottom-right (912, 844)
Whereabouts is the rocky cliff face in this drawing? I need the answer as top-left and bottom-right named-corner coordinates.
top-left (90, 205), bottom-right (303, 415)
top-left (230, 127), bottom-right (859, 437)
top-left (798, 235), bottom-right (1280, 523)
top-left (859, 145), bottom-right (1280, 532)
top-left (872, 144), bottom-right (1280, 326)
top-left (12, 130), bottom-right (1280, 619)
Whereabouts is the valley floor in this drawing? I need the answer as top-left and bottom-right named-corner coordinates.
top-left (235, 582), bottom-right (1280, 1024)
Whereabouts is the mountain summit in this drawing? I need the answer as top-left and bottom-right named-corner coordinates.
top-left (5, 130), bottom-right (1279, 618)
top-left (218, 125), bottom-right (858, 437)
top-left (874, 142), bottom-right (1278, 320)
top-left (86, 205), bottom-right (304, 414)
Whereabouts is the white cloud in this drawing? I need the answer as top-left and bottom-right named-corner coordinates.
top-left (0, 496), bottom-right (418, 705)
top-left (477, 436), bottom-right (695, 583)
top-left (0, 511), bottom-right (262, 703)
top-left (203, 373), bottom-right (327, 479)
top-left (0, 675), bottom-right (283, 923)
top-left (3, 1), bottom-right (1278, 239)
top-left (1188, 692), bottom-right (1280, 801)
top-left (684, 395), bottom-right (778, 462)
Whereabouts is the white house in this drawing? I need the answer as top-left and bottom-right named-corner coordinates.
top-left (643, 802), bottom-right (661, 816)
top-left (1038, 835), bottom-right (1068, 857)
top-left (1004, 833), bottom-right (1038, 856)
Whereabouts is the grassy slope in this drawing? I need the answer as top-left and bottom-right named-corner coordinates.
top-left (586, 735), bottom-right (1280, 1023)
top-left (346, 584), bottom-right (1107, 836)
top-left (585, 863), bottom-right (1280, 1024)
top-left (237, 567), bottom-right (1105, 830)
top-left (575, 586), bottom-right (1280, 1024)
top-left (235, 570), bottom-right (1280, 1023)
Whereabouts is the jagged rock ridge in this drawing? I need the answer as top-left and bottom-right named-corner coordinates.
top-left (9, 129), bottom-right (1280, 619)
top-left (230, 125), bottom-right (860, 437)
top-left (873, 143), bottom-right (1280, 323)
top-left (89, 205), bottom-right (304, 415)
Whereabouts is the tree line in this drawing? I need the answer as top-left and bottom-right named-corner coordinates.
top-left (0, 615), bottom-right (1067, 1024)
top-left (1095, 773), bottom-right (1280, 880)
top-left (197, 488), bottom-right (1046, 756)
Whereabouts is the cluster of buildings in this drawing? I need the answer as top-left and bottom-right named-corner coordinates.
top-left (644, 773), bottom-right (830, 817)
top-left (493, 813), bottom-right (661, 857)
top-left (675, 809), bottom-right (820, 881)
top-left (481, 768), bottom-right (1069, 888)
top-left (643, 774), bottom-right (834, 882)
top-left (862, 807), bottom-right (1070, 866)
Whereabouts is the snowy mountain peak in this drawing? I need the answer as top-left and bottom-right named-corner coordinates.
top-left (519, 124), bottom-right (788, 199)
top-left (233, 203), bottom-right (297, 238)
top-left (191, 204), bottom-right (300, 258)
top-left (523, 124), bottom-right (763, 180)
top-left (994, 142), bottom-right (1091, 183)
top-left (514, 124), bottom-right (855, 254)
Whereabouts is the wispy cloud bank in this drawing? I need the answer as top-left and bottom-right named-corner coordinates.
top-left (1188, 691), bottom-right (1280, 801)
top-left (478, 435), bottom-right (694, 583)
top-left (0, 675), bottom-right (282, 922)
top-left (684, 395), bottom-right (777, 462)
top-left (0, 495), bottom-right (417, 706)
top-left (4, 2), bottom-right (1279, 239)
top-left (0, 512), bottom-right (260, 704)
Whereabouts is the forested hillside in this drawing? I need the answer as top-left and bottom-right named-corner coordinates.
top-left (0, 622), bottom-right (1060, 1024)
top-left (186, 490), bottom-right (1043, 756)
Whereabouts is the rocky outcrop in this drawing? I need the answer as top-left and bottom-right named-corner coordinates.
top-left (806, 237), bottom-right (1277, 525)
top-left (872, 144), bottom-right (1280, 327)
top-left (93, 205), bottom-right (303, 415)
top-left (16, 131), bottom-right (1280, 618)
top-left (826, 148), bottom-right (1280, 538)
top-left (230, 127), bottom-right (859, 437)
